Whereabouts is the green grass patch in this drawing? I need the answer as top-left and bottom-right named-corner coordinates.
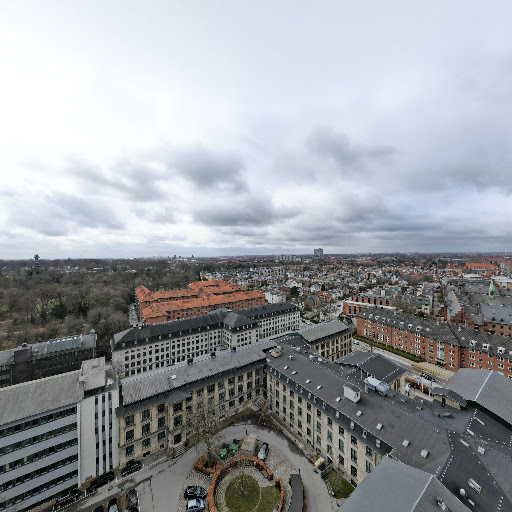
top-left (327, 470), bottom-right (354, 498)
top-left (225, 475), bottom-right (260, 512)
top-left (255, 486), bottom-right (281, 512)
top-left (355, 335), bottom-right (423, 362)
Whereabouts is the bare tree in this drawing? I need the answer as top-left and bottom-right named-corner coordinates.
top-left (186, 397), bottom-right (221, 468)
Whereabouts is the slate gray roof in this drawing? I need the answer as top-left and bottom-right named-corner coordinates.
top-left (121, 340), bottom-right (276, 406)
top-left (0, 370), bottom-right (82, 426)
top-left (480, 304), bottom-right (512, 325)
top-left (337, 456), bottom-right (470, 512)
top-left (299, 320), bottom-right (353, 344)
top-left (357, 307), bottom-right (512, 356)
top-left (443, 369), bottom-right (512, 427)
top-left (268, 345), bottom-right (450, 471)
top-left (46, 334), bottom-right (82, 352)
top-left (113, 303), bottom-right (297, 348)
top-left (337, 351), bottom-right (406, 384)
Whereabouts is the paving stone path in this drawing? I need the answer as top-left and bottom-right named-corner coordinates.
top-left (179, 442), bottom-right (298, 511)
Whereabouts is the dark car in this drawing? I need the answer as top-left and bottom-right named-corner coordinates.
top-left (87, 471), bottom-right (115, 492)
top-left (421, 373), bottom-right (436, 382)
top-left (108, 498), bottom-right (118, 512)
top-left (93, 507), bottom-right (104, 512)
top-left (54, 488), bottom-right (81, 508)
top-left (257, 443), bottom-right (269, 461)
top-left (184, 486), bottom-right (207, 500)
top-left (127, 488), bottom-right (138, 506)
top-left (121, 460), bottom-right (142, 477)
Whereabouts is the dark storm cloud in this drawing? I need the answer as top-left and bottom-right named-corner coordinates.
top-left (173, 145), bottom-right (248, 192)
top-left (194, 196), bottom-right (298, 227)
top-left (306, 127), bottom-right (396, 172)
top-left (9, 192), bottom-right (123, 236)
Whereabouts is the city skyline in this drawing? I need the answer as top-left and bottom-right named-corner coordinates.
top-left (1, 2), bottom-right (512, 259)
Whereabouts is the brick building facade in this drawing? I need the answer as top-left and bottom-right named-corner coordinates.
top-left (357, 308), bottom-right (512, 377)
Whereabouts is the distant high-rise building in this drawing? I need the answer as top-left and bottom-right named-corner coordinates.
top-left (314, 248), bottom-right (324, 257)
top-left (33, 254), bottom-right (40, 270)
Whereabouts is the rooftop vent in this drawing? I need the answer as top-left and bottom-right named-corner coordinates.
top-left (317, 357), bottom-right (323, 363)
top-left (292, 371), bottom-right (297, 375)
top-left (482, 343), bottom-right (489, 351)
top-left (317, 385), bottom-right (322, 389)
top-left (309, 355), bottom-right (315, 361)
top-left (356, 410), bottom-right (362, 417)
top-left (498, 347), bottom-right (505, 354)
top-left (284, 365), bottom-right (289, 370)
top-left (420, 449), bottom-right (429, 458)
top-left (376, 423), bottom-right (383, 430)
top-left (306, 379), bottom-right (311, 383)
top-left (403, 439), bottom-right (410, 447)
top-left (335, 397), bottom-right (341, 402)
top-left (171, 375), bottom-right (177, 380)
top-left (295, 347), bottom-right (301, 353)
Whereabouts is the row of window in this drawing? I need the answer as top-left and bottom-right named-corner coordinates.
top-left (125, 431), bottom-right (167, 457)
top-left (0, 438), bottom-right (78, 474)
top-left (0, 423), bottom-right (77, 456)
top-left (0, 454), bottom-right (78, 493)
top-left (0, 469), bottom-right (78, 510)
top-left (0, 407), bottom-right (77, 439)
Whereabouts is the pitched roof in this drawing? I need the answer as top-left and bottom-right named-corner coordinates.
top-left (443, 369), bottom-right (512, 428)
top-left (0, 370), bottom-right (81, 425)
top-left (337, 456), bottom-right (470, 512)
top-left (299, 320), bottom-right (353, 344)
top-left (121, 340), bottom-right (276, 406)
top-left (337, 351), bottom-right (406, 384)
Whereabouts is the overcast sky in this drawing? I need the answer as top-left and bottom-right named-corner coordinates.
top-left (1, 1), bottom-right (511, 259)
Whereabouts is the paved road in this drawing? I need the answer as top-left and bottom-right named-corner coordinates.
top-left (61, 416), bottom-right (340, 512)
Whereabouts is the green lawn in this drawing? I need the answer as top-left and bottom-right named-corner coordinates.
top-left (224, 474), bottom-right (280, 512)
top-left (327, 470), bottom-right (354, 499)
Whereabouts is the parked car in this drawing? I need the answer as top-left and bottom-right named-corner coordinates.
top-left (257, 443), bottom-right (269, 461)
top-left (127, 488), bottom-right (139, 507)
top-left (186, 498), bottom-right (205, 512)
top-left (353, 340), bottom-right (360, 345)
top-left (121, 460), bottom-right (142, 477)
top-left (54, 488), bottom-right (81, 508)
top-left (108, 497), bottom-right (118, 512)
top-left (421, 373), bottom-right (436, 382)
top-left (184, 486), bottom-right (207, 500)
top-left (87, 471), bottom-right (115, 492)
top-left (93, 507), bottom-right (104, 512)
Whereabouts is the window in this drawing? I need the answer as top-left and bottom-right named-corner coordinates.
top-left (173, 402), bottom-right (182, 413)
top-left (125, 445), bottom-right (134, 457)
top-left (339, 439), bottom-right (344, 452)
top-left (173, 416), bottom-right (182, 428)
top-left (316, 435), bottom-right (322, 446)
top-left (351, 435), bottom-right (357, 446)
top-left (158, 431), bottom-right (165, 442)
top-left (157, 403), bottom-right (165, 414)
top-left (142, 423), bottom-right (150, 436)
top-left (339, 426), bottom-right (344, 436)
top-left (142, 409), bottom-right (150, 421)
top-left (207, 383), bottom-right (215, 394)
top-left (158, 417), bottom-right (165, 429)
top-left (142, 438), bottom-right (151, 449)
top-left (126, 430), bottom-right (134, 442)
top-left (125, 415), bottom-right (134, 426)
top-left (307, 427), bottom-right (312, 437)
top-left (338, 455), bottom-right (345, 467)
top-left (327, 418), bottom-right (333, 427)
top-left (327, 431), bottom-right (332, 442)
top-left (366, 461), bottom-right (373, 473)
top-left (350, 447), bottom-right (358, 465)
top-left (351, 465), bottom-right (357, 478)
top-left (316, 421), bottom-right (322, 433)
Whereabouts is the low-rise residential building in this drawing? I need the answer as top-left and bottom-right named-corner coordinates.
top-left (0, 358), bottom-right (119, 512)
top-left (117, 342), bottom-right (272, 467)
top-left (297, 320), bottom-right (354, 361)
top-left (267, 343), bottom-right (512, 511)
top-left (357, 307), bottom-right (512, 374)
top-left (112, 303), bottom-right (300, 378)
top-left (0, 333), bottom-right (97, 388)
